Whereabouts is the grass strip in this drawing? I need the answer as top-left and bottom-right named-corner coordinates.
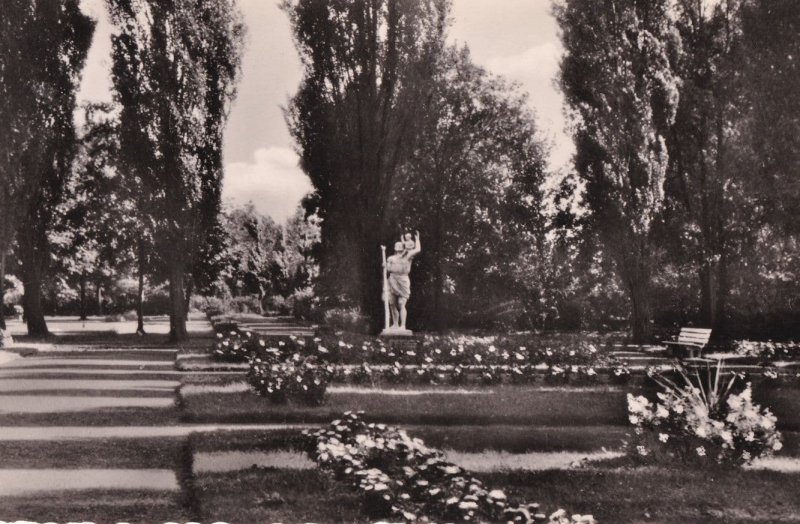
top-left (0, 437), bottom-right (183, 469)
top-left (180, 386), bottom-right (629, 426)
top-left (194, 468), bottom-right (364, 523)
top-left (0, 407), bottom-right (179, 427)
top-left (0, 489), bottom-right (188, 523)
top-left (480, 466), bottom-right (800, 523)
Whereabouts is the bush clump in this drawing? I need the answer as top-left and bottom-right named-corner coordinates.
top-left (627, 361), bottom-right (782, 467)
top-left (304, 411), bottom-right (595, 523)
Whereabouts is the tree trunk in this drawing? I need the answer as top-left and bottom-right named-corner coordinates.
top-left (0, 252), bottom-right (7, 333)
top-left (136, 240), bottom-right (145, 335)
top-left (168, 260), bottom-right (188, 342)
top-left (184, 277), bottom-right (193, 317)
top-left (714, 251), bottom-right (730, 332)
top-left (629, 274), bottom-right (652, 344)
top-left (699, 262), bottom-right (716, 327)
top-left (22, 266), bottom-right (49, 338)
top-left (359, 228), bottom-right (384, 334)
top-left (622, 240), bottom-right (653, 344)
top-left (79, 274), bottom-right (87, 320)
top-left (96, 285), bottom-right (103, 317)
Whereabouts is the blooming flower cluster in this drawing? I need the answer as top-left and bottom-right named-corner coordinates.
top-left (305, 411), bottom-right (595, 523)
top-left (213, 331), bottom-right (263, 362)
top-left (627, 362), bottom-right (782, 467)
top-left (247, 350), bottom-right (330, 406)
top-left (735, 340), bottom-right (800, 362)
top-left (213, 330), bottom-right (625, 386)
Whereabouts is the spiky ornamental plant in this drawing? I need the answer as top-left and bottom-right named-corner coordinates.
top-left (628, 360), bottom-right (782, 467)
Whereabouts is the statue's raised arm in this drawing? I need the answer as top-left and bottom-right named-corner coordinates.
top-left (406, 231), bottom-right (421, 258)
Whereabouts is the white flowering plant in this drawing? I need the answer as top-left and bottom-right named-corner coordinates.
top-left (248, 353), bottom-right (331, 405)
top-left (213, 331), bottom-right (263, 362)
top-left (212, 330), bottom-right (626, 386)
top-left (305, 411), bottom-right (595, 523)
top-left (627, 361), bottom-right (782, 467)
top-left (734, 339), bottom-right (800, 362)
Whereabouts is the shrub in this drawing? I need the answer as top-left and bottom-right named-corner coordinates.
top-left (627, 361), bottom-right (782, 467)
top-left (191, 295), bottom-right (229, 317)
top-left (248, 353), bottom-right (330, 406)
top-left (264, 295), bottom-right (291, 316)
top-left (212, 331), bottom-right (268, 362)
top-left (287, 286), bottom-right (317, 320)
top-left (734, 340), bottom-right (800, 361)
top-left (323, 306), bottom-right (369, 333)
top-left (230, 295), bottom-right (263, 314)
top-left (304, 411), bottom-right (594, 523)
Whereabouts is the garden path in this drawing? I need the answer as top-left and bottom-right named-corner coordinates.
top-left (0, 314), bottom-right (324, 521)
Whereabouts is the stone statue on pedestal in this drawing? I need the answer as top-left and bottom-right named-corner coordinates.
top-left (381, 231), bottom-right (421, 336)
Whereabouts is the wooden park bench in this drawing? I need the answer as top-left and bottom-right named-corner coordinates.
top-left (664, 327), bottom-right (712, 358)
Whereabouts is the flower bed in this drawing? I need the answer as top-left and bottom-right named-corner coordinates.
top-left (213, 331), bottom-right (631, 391)
top-left (627, 362), bottom-right (782, 467)
top-left (304, 411), bottom-right (595, 523)
top-left (734, 340), bottom-right (800, 362)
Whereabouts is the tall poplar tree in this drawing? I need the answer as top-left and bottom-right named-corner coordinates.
top-left (108, 0), bottom-right (244, 340)
top-left (557, 0), bottom-right (681, 342)
top-left (284, 0), bottom-right (449, 329)
top-left (0, 0), bottom-right (95, 338)
top-left (665, 0), bottom-right (746, 329)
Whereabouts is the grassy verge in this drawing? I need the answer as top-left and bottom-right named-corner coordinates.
top-left (179, 385), bottom-right (629, 426)
top-left (0, 489), bottom-right (189, 523)
top-left (195, 468), bottom-right (364, 523)
top-left (0, 407), bottom-right (179, 426)
top-left (0, 438), bottom-right (184, 469)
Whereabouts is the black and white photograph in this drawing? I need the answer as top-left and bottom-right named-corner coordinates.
top-left (1, 0), bottom-right (799, 522)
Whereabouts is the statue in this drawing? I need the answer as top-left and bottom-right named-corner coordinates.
top-left (381, 231), bottom-right (421, 336)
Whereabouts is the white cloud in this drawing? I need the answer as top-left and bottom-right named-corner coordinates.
top-left (222, 147), bottom-right (312, 222)
top-left (486, 42), bottom-right (574, 170)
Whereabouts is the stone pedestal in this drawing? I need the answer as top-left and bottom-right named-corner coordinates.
top-left (379, 327), bottom-right (413, 337)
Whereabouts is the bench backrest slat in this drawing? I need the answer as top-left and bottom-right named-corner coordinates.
top-left (677, 327), bottom-right (712, 346)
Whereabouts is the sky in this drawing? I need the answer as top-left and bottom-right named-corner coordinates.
top-left (77, 0), bottom-right (571, 223)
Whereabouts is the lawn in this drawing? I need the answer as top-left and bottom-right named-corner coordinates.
top-left (0, 489), bottom-right (192, 524)
top-left (191, 462), bottom-right (800, 523)
top-left (0, 438), bottom-right (184, 469)
top-left (179, 382), bottom-right (630, 425)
